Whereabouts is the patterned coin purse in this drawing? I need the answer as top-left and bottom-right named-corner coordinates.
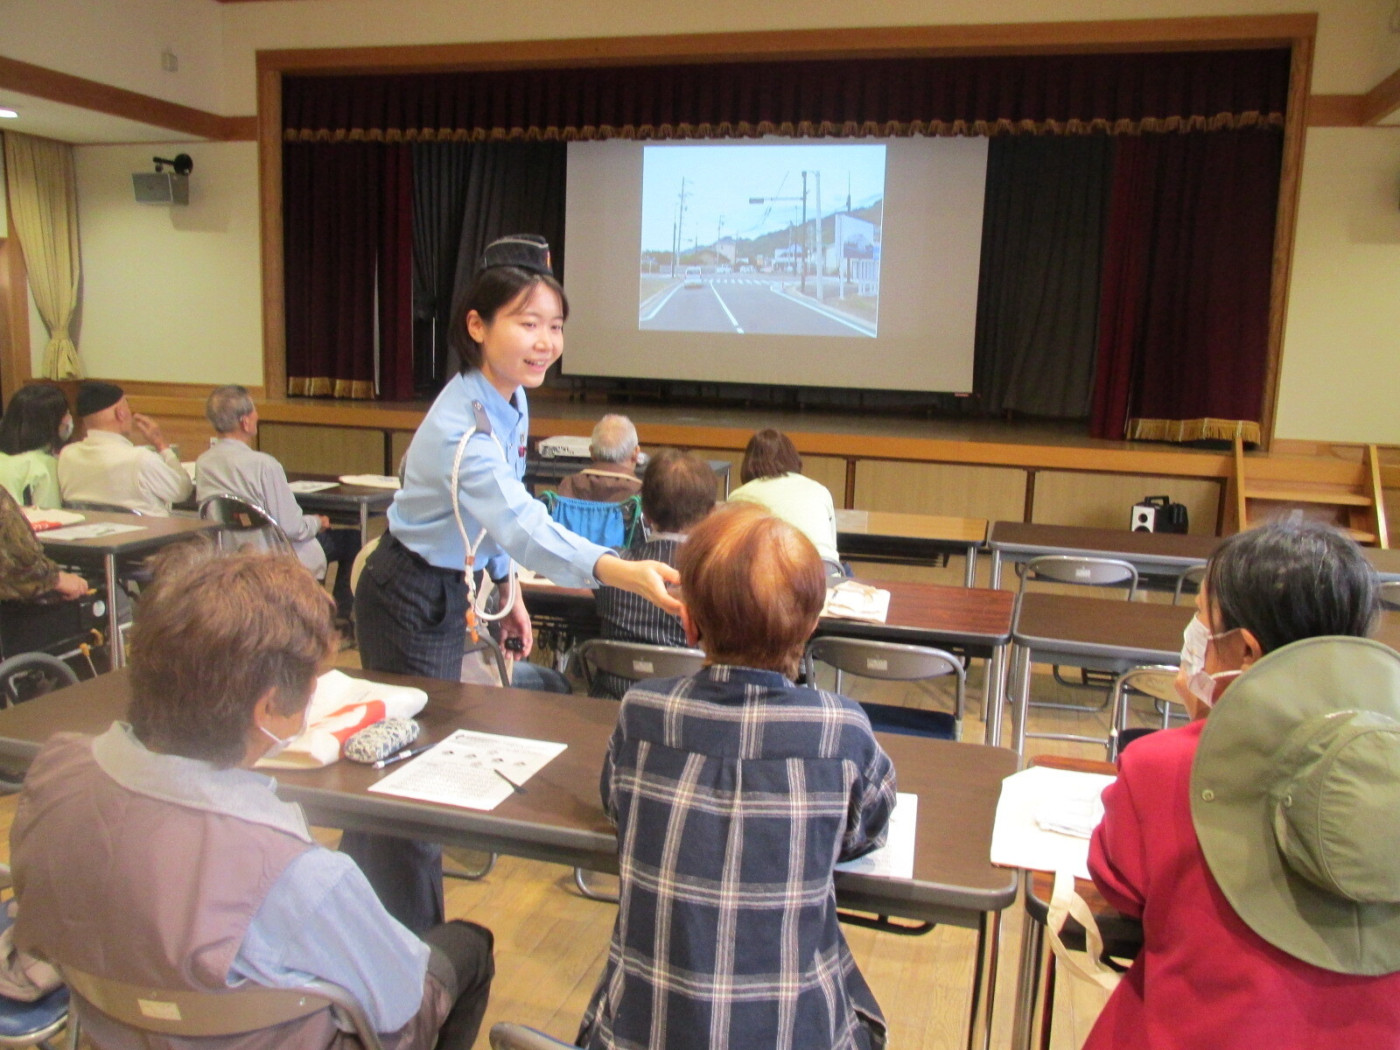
top-left (343, 717), bottom-right (421, 764)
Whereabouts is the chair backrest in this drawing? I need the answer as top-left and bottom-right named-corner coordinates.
top-left (64, 500), bottom-right (145, 517)
top-left (803, 636), bottom-right (967, 738)
top-left (198, 493), bottom-right (293, 555)
top-left (59, 965), bottom-right (384, 1050)
top-left (490, 1021), bottom-right (576, 1050)
top-left (0, 651), bottom-right (78, 708)
top-left (570, 639), bottom-right (705, 692)
top-left (1017, 555), bottom-right (1139, 599)
top-left (1173, 564), bottom-right (1206, 605)
top-left (541, 492), bottom-right (640, 550)
top-left (1380, 580), bottom-right (1400, 613)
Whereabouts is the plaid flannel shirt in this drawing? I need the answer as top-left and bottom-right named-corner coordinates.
top-left (579, 665), bottom-right (897, 1050)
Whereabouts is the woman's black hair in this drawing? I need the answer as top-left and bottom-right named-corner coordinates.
top-left (1206, 521), bottom-right (1378, 654)
top-left (0, 384), bottom-right (71, 455)
top-left (448, 265), bottom-right (569, 374)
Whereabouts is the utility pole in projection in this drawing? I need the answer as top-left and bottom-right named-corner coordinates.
top-left (748, 180), bottom-right (805, 287)
top-left (672, 176), bottom-right (689, 277)
top-left (813, 170), bottom-right (823, 302)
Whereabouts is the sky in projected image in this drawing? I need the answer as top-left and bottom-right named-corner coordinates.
top-left (638, 143), bottom-right (886, 338)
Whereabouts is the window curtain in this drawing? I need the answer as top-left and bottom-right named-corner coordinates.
top-left (973, 134), bottom-right (1111, 418)
top-left (2, 132), bottom-right (82, 380)
top-left (1089, 129), bottom-right (1282, 441)
top-left (284, 141), bottom-right (413, 399)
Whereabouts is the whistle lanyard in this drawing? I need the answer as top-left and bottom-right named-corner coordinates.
top-left (448, 410), bottom-right (518, 642)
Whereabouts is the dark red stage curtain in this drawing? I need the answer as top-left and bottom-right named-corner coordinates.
top-left (282, 49), bottom-right (1290, 141)
top-left (1090, 129), bottom-right (1282, 441)
top-left (284, 142), bottom-right (413, 399)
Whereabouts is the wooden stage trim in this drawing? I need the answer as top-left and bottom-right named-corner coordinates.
top-left (128, 388), bottom-right (1237, 481)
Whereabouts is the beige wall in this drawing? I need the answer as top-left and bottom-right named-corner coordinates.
top-left (1275, 126), bottom-right (1400, 443)
top-left (60, 140), bottom-right (263, 384)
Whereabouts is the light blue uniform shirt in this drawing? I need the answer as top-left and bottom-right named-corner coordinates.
top-left (389, 370), bottom-right (609, 585)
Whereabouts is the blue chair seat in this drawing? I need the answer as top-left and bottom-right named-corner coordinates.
top-left (860, 702), bottom-right (958, 740)
top-left (0, 911), bottom-right (68, 1043)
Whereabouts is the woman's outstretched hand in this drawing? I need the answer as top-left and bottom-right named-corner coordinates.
top-left (594, 555), bottom-right (682, 615)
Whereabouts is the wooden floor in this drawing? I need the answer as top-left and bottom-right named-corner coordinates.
top-left (1, 557), bottom-right (1166, 1049)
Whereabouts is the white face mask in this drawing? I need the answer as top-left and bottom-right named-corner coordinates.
top-left (258, 706), bottom-right (310, 758)
top-left (1180, 617), bottom-right (1241, 709)
top-left (58, 416), bottom-right (74, 442)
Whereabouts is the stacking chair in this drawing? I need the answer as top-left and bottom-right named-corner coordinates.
top-left (568, 638), bottom-right (706, 698)
top-left (1173, 564), bottom-right (1206, 605)
top-left (1013, 555), bottom-right (1140, 746)
top-left (58, 967), bottom-right (384, 1050)
top-left (564, 639), bottom-right (706, 901)
top-left (490, 1022), bottom-right (575, 1050)
top-left (803, 636), bottom-right (966, 741)
top-left (0, 866), bottom-right (69, 1050)
top-left (1380, 580), bottom-right (1400, 612)
top-left (540, 492), bottom-right (642, 551)
top-left (1105, 665), bottom-right (1184, 760)
top-left (198, 494), bottom-right (294, 556)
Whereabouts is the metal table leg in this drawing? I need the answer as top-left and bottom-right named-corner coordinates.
top-left (990, 550), bottom-right (1004, 590)
top-left (1011, 878), bottom-right (1046, 1050)
top-left (983, 643), bottom-right (1008, 744)
top-left (965, 909), bottom-right (1003, 1050)
top-left (964, 544), bottom-right (979, 588)
top-left (105, 553), bottom-right (123, 669)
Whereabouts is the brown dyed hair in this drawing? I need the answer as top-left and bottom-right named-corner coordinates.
top-left (740, 428), bottom-right (802, 484)
top-left (641, 448), bottom-right (716, 533)
top-left (677, 502), bottom-right (825, 678)
top-left (127, 545), bottom-right (337, 767)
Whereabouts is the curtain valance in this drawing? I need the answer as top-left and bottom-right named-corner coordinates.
top-left (283, 48), bottom-right (1291, 142)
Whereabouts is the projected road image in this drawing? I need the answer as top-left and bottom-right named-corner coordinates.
top-left (638, 143), bottom-right (885, 338)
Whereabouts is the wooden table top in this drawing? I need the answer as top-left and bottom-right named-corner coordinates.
top-left (0, 668), bottom-right (1019, 923)
top-left (34, 511), bottom-right (218, 555)
top-left (989, 521), bottom-right (1220, 563)
top-left (836, 509), bottom-right (988, 545)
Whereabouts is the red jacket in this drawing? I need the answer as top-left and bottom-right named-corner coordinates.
top-left (1086, 719), bottom-right (1400, 1049)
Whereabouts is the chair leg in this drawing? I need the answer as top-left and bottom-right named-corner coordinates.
top-left (573, 867), bottom-right (620, 903)
top-left (443, 852), bottom-right (496, 881)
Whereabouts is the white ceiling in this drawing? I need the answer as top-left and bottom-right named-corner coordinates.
top-left (0, 90), bottom-right (206, 145)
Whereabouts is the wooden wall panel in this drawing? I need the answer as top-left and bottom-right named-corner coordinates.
top-left (853, 461), bottom-right (1026, 520)
top-left (1032, 471), bottom-right (1222, 533)
top-left (258, 423), bottom-right (383, 475)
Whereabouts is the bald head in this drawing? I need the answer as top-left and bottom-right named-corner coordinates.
top-left (677, 502), bottom-right (825, 678)
top-left (590, 414), bottom-right (639, 465)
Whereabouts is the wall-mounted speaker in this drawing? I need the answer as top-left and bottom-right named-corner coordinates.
top-left (132, 172), bottom-right (189, 205)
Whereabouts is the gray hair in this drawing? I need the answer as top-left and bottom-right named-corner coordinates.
top-left (590, 414), bottom-right (638, 463)
top-left (206, 385), bottom-right (256, 433)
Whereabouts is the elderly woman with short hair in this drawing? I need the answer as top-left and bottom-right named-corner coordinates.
top-left (11, 547), bottom-right (495, 1049)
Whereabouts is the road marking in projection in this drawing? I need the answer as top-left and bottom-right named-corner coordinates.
top-left (709, 284), bottom-right (745, 334)
top-left (769, 285), bottom-right (877, 337)
top-left (640, 284), bottom-right (684, 322)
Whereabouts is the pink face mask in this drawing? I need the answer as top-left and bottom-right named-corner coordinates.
top-left (1179, 617), bottom-right (1240, 709)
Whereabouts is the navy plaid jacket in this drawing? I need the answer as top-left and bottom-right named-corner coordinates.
top-left (579, 665), bottom-right (897, 1050)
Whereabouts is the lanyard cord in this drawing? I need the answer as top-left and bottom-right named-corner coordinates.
top-left (448, 410), bottom-right (517, 642)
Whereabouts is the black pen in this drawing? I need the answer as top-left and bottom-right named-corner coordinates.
top-left (494, 768), bottom-right (527, 794)
top-left (372, 744), bottom-right (431, 770)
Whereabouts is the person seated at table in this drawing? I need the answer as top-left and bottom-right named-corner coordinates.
top-left (555, 414), bottom-right (643, 502)
top-left (0, 486), bottom-right (87, 602)
top-left (196, 384), bottom-right (360, 625)
top-left (10, 546), bottom-right (495, 1049)
top-left (1086, 521), bottom-right (1400, 1050)
top-left (57, 380), bottom-right (193, 516)
top-left (591, 448), bottom-right (716, 699)
top-left (578, 502), bottom-right (896, 1050)
top-left (0, 384), bottom-right (72, 508)
top-left (727, 427), bottom-right (843, 577)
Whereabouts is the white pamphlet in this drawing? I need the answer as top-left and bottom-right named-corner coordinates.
top-left (368, 728), bottom-right (567, 811)
top-left (836, 792), bottom-right (917, 880)
top-left (38, 522), bottom-right (145, 540)
top-left (289, 479), bottom-right (338, 494)
top-left (990, 766), bottom-right (1116, 880)
top-left (821, 580), bottom-right (891, 624)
